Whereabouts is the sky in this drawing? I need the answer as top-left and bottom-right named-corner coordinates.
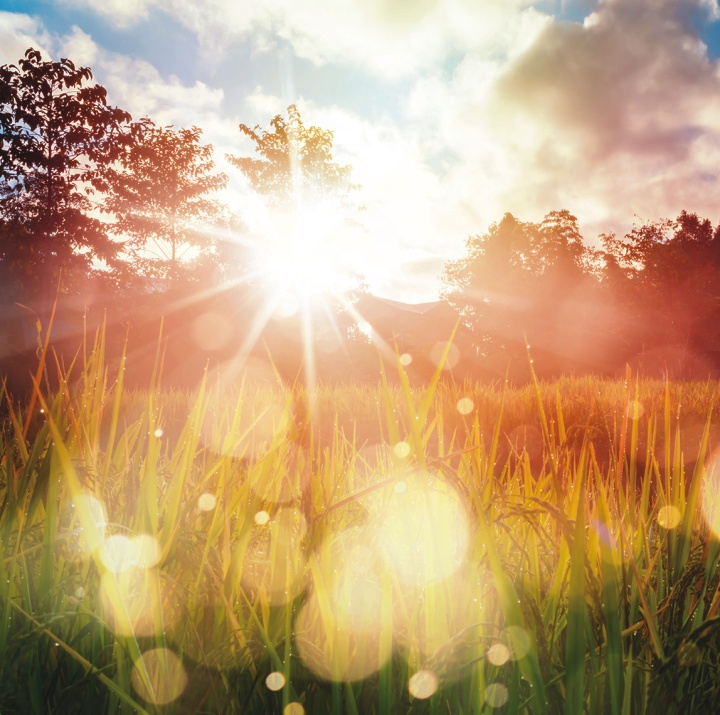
top-left (2, 0), bottom-right (720, 302)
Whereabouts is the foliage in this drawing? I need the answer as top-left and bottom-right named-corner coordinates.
top-left (601, 210), bottom-right (720, 359)
top-left (0, 48), bottom-right (132, 300)
top-left (227, 104), bottom-right (356, 205)
top-left (102, 122), bottom-right (231, 287)
top-left (441, 210), bottom-right (608, 372)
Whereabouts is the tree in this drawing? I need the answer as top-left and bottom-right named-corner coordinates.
top-left (226, 105), bottom-right (365, 301)
top-left (227, 104), bottom-right (356, 205)
top-left (103, 122), bottom-right (230, 287)
top-left (442, 210), bottom-right (606, 376)
top-left (0, 48), bottom-right (132, 301)
top-left (601, 211), bottom-right (720, 369)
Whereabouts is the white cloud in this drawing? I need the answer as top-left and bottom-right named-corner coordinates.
top-left (0, 12), bottom-right (51, 65)
top-left (61, 0), bottom-right (548, 79)
top-left (58, 0), bottom-right (150, 27)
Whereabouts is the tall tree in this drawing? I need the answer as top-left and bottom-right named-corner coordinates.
top-left (227, 104), bottom-right (355, 205)
top-left (103, 123), bottom-right (229, 287)
top-left (0, 48), bottom-right (131, 301)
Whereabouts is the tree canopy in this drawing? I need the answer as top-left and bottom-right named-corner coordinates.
top-left (103, 122), bottom-right (230, 288)
top-left (0, 48), bottom-right (132, 300)
top-left (227, 104), bottom-right (356, 205)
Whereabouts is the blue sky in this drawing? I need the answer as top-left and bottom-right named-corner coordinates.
top-left (2, 0), bottom-right (720, 301)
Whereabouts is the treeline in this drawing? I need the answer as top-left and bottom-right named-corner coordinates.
top-left (442, 209), bottom-right (720, 379)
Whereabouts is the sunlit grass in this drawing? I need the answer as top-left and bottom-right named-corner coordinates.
top-left (2, 328), bottom-right (720, 713)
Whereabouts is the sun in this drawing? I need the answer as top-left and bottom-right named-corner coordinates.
top-left (253, 200), bottom-right (361, 309)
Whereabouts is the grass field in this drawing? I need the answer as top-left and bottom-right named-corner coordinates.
top-left (3, 329), bottom-right (720, 714)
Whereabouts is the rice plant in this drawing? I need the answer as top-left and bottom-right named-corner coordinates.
top-left (3, 325), bottom-right (720, 713)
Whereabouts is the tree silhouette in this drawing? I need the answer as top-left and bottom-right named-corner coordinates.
top-left (103, 122), bottom-right (230, 288)
top-left (0, 48), bottom-right (132, 301)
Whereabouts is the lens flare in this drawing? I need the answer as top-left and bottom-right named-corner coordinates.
top-left (265, 672), bottom-right (286, 691)
top-left (100, 534), bottom-right (136, 573)
top-left (408, 669), bottom-right (439, 699)
top-left (487, 643), bottom-right (510, 666)
top-left (198, 493), bottom-right (218, 512)
top-left (295, 528), bottom-right (390, 682)
top-left (100, 534), bottom-right (162, 573)
top-left (131, 648), bottom-right (187, 705)
top-left (376, 475), bottom-right (470, 587)
top-left (657, 505), bottom-right (682, 530)
top-left (393, 441), bottom-right (411, 459)
top-left (284, 704), bottom-right (305, 715)
top-left (254, 510), bottom-right (271, 525)
top-left (400, 353), bottom-right (413, 366)
top-left (456, 397), bottom-right (474, 415)
top-left (485, 682), bottom-right (509, 708)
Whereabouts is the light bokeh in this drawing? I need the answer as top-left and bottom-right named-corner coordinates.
top-left (99, 533), bottom-right (162, 573)
top-left (131, 648), bottom-right (188, 705)
top-left (657, 505), bottom-right (682, 530)
top-left (487, 642), bottom-right (510, 666)
top-left (408, 669), bottom-right (439, 699)
top-left (295, 527), bottom-right (390, 682)
top-left (375, 474), bottom-right (470, 587)
top-left (198, 492), bottom-right (218, 511)
top-left (485, 682), bottom-right (509, 708)
top-left (265, 671), bottom-right (286, 691)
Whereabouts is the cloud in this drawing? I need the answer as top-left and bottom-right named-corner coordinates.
top-left (0, 12), bottom-right (51, 64)
top-left (58, 0), bottom-right (150, 28)
top-left (61, 0), bottom-right (547, 79)
top-left (398, 0), bottom-right (720, 248)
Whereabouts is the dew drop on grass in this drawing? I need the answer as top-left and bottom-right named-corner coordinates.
top-left (400, 353), bottom-right (412, 366)
top-left (265, 672), bottom-right (285, 691)
top-left (393, 441), bottom-right (411, 459)
top-left (284, 704), bottom-right (305, 715)
top-left (408, 669), bottom-right (438, 699)
top-left (485, 683), bottom-right (509, 708)
top-left (254, 510), bottom-right (270, 525)
top-left (153, 428), bottom-right (163, 438)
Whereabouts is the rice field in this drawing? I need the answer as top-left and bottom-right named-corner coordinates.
top-left (3, 330), bottom-right (720, 714)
